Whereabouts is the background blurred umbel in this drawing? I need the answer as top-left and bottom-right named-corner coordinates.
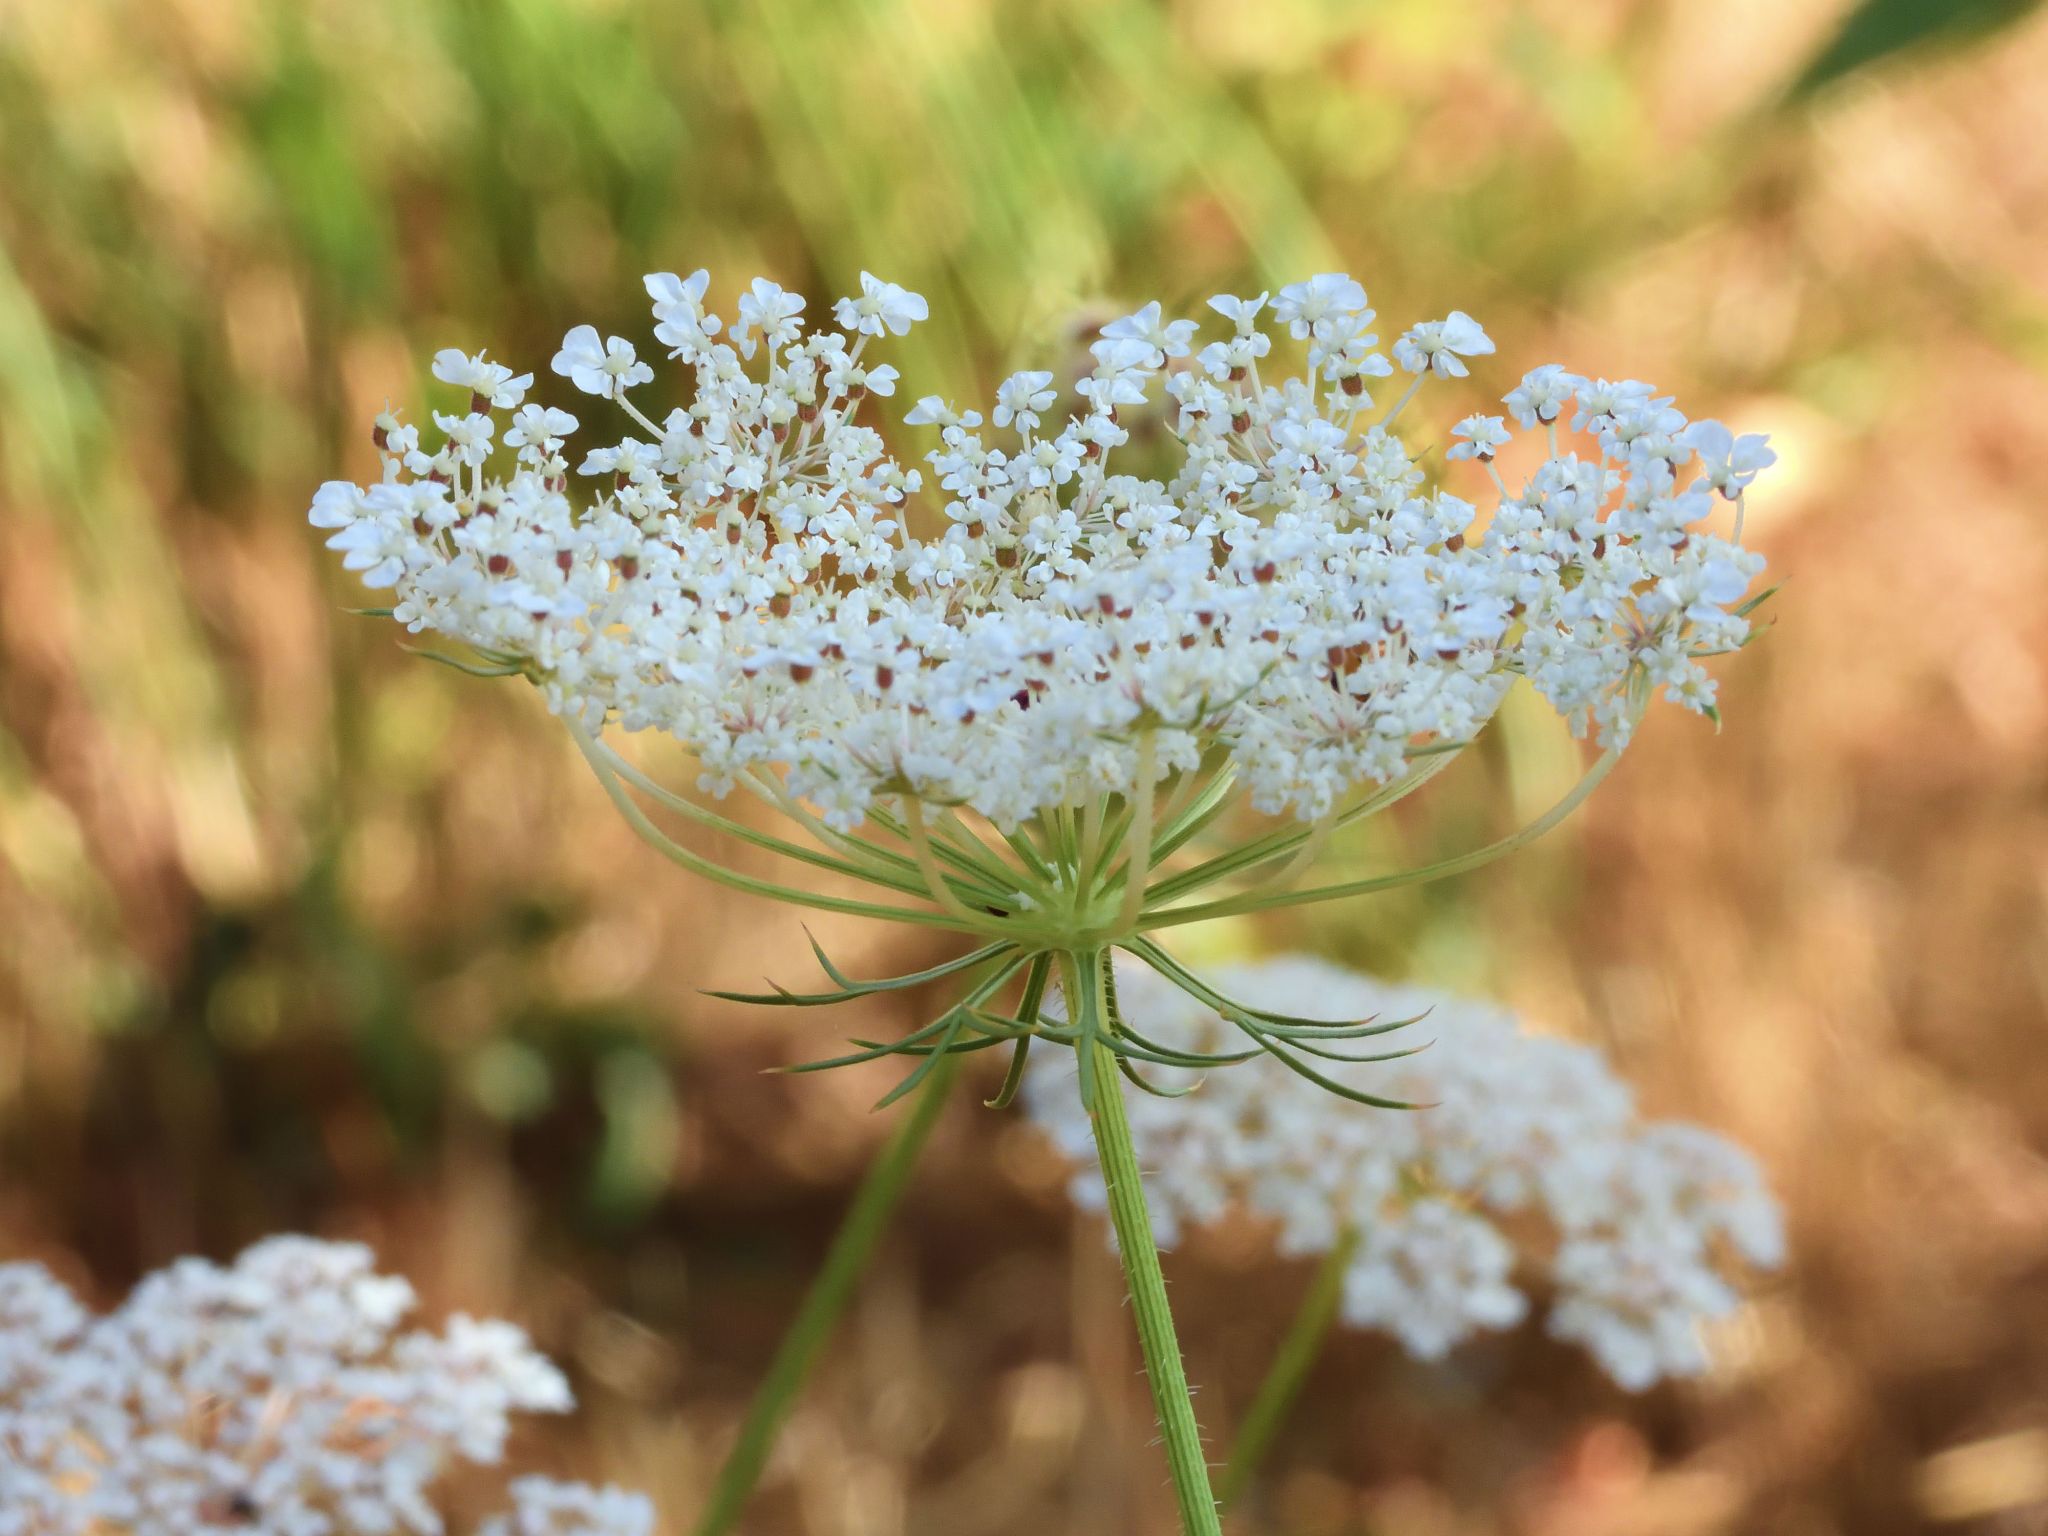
top-left (3, 0), bottom-right (2047, 1531)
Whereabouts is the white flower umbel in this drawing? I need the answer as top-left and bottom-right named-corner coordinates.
top-left (310, 267), bottom-right (1774, 1090)
top-left (0, 1237), bottom-right (656, 1536)
top-left (1025, 956), bottom-right (1785, 1390)
top-left (312, 270), bottom-right (1776, 1535)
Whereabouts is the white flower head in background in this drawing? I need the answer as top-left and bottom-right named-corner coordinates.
top-left (0, 1236), bottom-right (656, 1536)
top-left (1024, 956), bottom-right (1784, 1390)
top-left (481, 1478), bottom-right (657, 1536)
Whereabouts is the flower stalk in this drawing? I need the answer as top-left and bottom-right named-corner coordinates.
top-left (691, 1053), bottom-right (960, 1536)
top-left (1071, 950), bottom-right (1223, 1536)
top-left (1218, 1227), bottom-right (1359, 1509)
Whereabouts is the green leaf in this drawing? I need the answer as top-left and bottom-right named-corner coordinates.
top-left (1234, 1020), bottom-right (1430, 1113)
top-left (984, 954), bottom-right (1053, 1110)
top-left (1126, 939), bottom-right (1422, 1038)
top-left (1111, 1051), bottom-right (1199, 1099)
top-left (846, 1033), bottom-right (1009, 1060)
top-left (984, 1036), bottom-right (1034, 1111)
top-left (704, 937), bottom-right (1015, 1007)
top-left (1785, 0), bottom-right (2041, 101)
top-left (1278, 1035), bottom-right (1434, 1067)
top-left (1733, 583), bottom-right (1781, 619)
top-left (1107, 1021), bottom-right (1262, 1070)
top-left (872, 1009), bottom-right (967, 1109)
top-left (967, 1009), bottom-right (1079, 1043)
top-left (775, 1014), bottom-right (962, 1073)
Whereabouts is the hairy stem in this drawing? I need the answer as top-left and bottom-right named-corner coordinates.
top-left (691, 1052), bottom-right (958, 1536)
top-left (1218, 1226), bottom-right (1358, 1509)
top-left (1080, 953), bottom-right (1224, 1536)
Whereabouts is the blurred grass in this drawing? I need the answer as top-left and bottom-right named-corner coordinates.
top-left (4, 0), bottom-right (2048, 1532)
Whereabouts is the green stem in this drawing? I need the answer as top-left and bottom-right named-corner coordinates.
top-left (1217, 1226), bottom-right (1358, 1509)
top-left (1081, 954), bottom-right (1224, 1536)
top-left (691, 1052), bottom-right (958, 1536)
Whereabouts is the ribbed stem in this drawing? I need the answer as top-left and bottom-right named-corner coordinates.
top-left (691, 1053), bottom-right (957, 1536)
top-left (1218, 1226), bottom-right (1358, 1508)
top-left (1084, 955), bottom-right (1223, 1536)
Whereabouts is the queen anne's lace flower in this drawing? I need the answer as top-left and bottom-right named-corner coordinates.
top-left (433, 350), bottom-right (534, 413)
top-left (1682, 420), bottom-right (1778, 497)
top-left (307, 273), bottom-right (1783, 1527)
top-left (832, 270), bottom-right (930, 338)
top-left (1448, 414), bottom-right (1511, 462)
top-left (1024, 957), bottom-right (1784, 1389)
top-left (0, 1237), bottom-right (654, 1536)
top-left (550, 326), bottom-right (653, 400)
top-left (1393, 311), bottom-right (1495, 378)
top-left (1272, 273), bottom-right (1368, 340)
top-left (310, 271), bottom-right (1770, 846)
top-left (1099, 300), bottom-right (1199, 365)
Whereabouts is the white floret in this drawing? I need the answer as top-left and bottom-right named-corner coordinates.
top-left (0, 1238), bottom-right (645, 1535)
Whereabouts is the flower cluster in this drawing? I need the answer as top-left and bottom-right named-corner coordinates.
top-left (0, 1237), bottom-right (655, 1536)
top-left (1024, 957), bottom-right (1784, 1389)
top-left (312, 271), bottom-right (1771, 833)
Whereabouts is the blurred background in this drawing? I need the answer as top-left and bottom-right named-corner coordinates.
top-left (3, 0), bottom-right (2047, 1530)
